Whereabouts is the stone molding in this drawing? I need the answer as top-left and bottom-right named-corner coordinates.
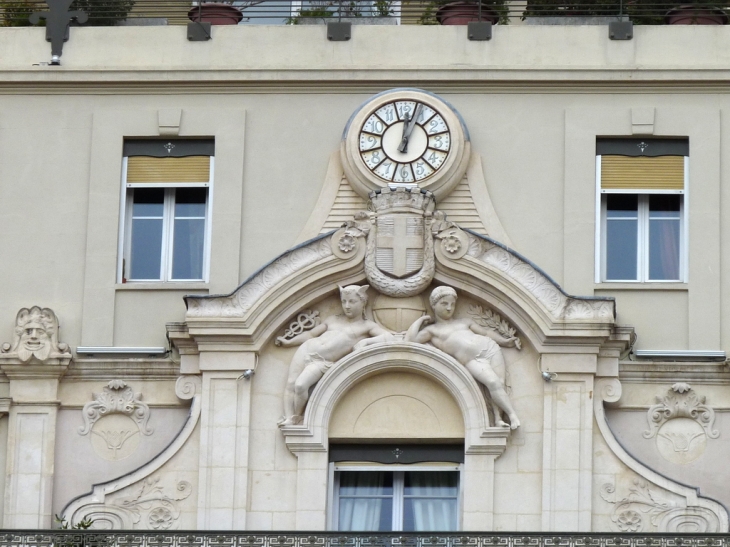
top-left (594, 378), bottom-right (728, 532)
top-left (281, 342), bottom-right (510, 455)
top-left (63, 375), bottom-right (202, 527)
top-left (462, 234), bottom-right (615, 323)
top-left (185, 235), bottom-right (336, 320)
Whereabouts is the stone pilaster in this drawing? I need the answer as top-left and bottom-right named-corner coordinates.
top-left (0, 306), bottom-right (71, 528)
top-left (196, 351), bottom-right (255, 530)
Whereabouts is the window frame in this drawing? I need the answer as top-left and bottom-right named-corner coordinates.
top-left (117, 155), bottom-right (214, 283)
top-left (328, 462), bottom-right (463, 532)
top-left (594, 154), bottom-right (689, 284)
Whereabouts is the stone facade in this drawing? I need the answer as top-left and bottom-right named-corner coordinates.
top-left (0, 23), bottom-right (729, 533)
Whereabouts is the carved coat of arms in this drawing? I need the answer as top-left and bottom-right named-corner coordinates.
top-left (364, 187), bottom-right (436, 297)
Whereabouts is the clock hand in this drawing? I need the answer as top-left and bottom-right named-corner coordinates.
top-left (397, 104), bottom-right (423, 154)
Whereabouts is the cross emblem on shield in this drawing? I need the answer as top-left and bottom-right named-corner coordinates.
top-left (375, 214), bottom-right (425, 279)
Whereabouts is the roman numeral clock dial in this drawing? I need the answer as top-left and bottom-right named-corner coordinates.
top-left (341, 90), bottom-right (470, 201)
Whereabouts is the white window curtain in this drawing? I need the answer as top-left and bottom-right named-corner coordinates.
top-left (338, 472), bottom-right (391, 531)
top-left (403, 471), bottom-right (458, 531)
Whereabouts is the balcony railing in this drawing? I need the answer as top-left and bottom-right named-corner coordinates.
top-left (0, 532), bottom-right (728, 547)
top-left (1, 0), bottom-right (728, 28)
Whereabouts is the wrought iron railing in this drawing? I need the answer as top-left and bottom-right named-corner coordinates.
top-left (0, 532), bottom-right (728, 547)
top-left (1, 0), bottom-right (728, 27)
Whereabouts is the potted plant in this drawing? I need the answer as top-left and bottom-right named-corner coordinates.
top-left (420, 0), bottom-right (508, 25)
top-left (188, 0), bottom-right (267, 25)
top-left (72, 0), bottom-right (135, 25)
top-left (617, 0), bottom-right (727, 25)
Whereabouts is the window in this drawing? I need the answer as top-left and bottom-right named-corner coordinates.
top-left (119, 139), bottom-right (214, 282)
top-left (332, 467), bottom-right (460, 531)
top-left (596, 138), bottom-right (688, 283)
top-left (329, 444), bottom-right (463, 532)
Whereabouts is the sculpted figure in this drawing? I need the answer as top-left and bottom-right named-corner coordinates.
top-left (405, 287), bottom-right (521, 429)
top-left (276, 285), bottom-right (393, 426)
top-left (1, 306), bottom-right (67, 363)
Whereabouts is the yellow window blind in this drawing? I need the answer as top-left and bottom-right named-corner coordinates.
top-left (601, 155), bottom-right (684, 191)
top-left (127, 156), bottom-right (210, 183)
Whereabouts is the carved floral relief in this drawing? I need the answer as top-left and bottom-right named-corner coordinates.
top-left (601, 480), bottom-right (720, 533)
top-left (73, 475), bottom-right (193, 530)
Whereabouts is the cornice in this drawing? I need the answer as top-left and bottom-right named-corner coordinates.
top-left (2, 71), bottom-right (730, 95)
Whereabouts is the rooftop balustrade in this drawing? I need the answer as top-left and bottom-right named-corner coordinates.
top-left (1, 0), bottom-right (728, 27)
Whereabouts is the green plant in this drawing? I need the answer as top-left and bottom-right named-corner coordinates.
top-left (68, 0), bottom-right (135, 26)
top-left (287, 0), bottom-right (394, 23)
top-left (1, 0), bottom-right (40, 27)
top-left (418, 0), bottom-right (509, 25)
top-left (55, 513), bottom-right (94, 529)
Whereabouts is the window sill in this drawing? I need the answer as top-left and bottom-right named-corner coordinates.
top-left (595, 282), bottom-right (688, 291)
top-left (116, 282), bottom-right (209, 291)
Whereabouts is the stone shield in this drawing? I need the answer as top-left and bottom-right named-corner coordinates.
top-left (375, 213), bottom-right (425, 279)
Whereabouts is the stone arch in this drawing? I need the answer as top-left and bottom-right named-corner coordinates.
top-left (282, 342), bottom-right (507, 455)
top-left (280, 342), bottom-right (509, 531)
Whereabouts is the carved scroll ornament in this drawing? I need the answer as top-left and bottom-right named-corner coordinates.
top-left (71, 475), bottom-right (192, 530)
top-left (79, 380), bottom-right (153, 436)
top-left (643, 383), bottom-right (719, 440)
top-left (601, 481), bottom-right (721, 533)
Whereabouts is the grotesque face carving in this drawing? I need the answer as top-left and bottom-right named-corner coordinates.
top-left (10, 307), bottom-right (60, 363)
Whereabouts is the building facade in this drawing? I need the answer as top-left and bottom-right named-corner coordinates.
top-left (0, 21), bottom-right (729, 533)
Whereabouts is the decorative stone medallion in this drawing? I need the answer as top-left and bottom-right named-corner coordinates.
top-left (90, 413), bottom-right (141, 461)
top-left (341, 89), bottom-right (470, 200)
top-left (656, 417), bottom-right (707, 464)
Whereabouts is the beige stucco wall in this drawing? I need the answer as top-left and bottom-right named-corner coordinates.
top-left (1, 23), bottom-right (730, 532)
top-left (1, 25), bottom-right (730, 354)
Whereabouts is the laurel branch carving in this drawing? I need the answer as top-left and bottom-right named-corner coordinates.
top-left (468, 304), bottom-right (522, 350)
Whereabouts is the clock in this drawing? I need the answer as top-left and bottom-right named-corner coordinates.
top-left (341, 89), bottom-right (470, 200)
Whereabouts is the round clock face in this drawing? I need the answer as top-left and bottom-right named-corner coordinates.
top-left (358, 100), bottom-right (451, 185)
top-left (341, 89), bottom-right (470, 200)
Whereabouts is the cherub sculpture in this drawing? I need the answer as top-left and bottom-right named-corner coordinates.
top-left (405, 286), bottom-right (520, 429)
top-left (275, 285), bottom-right (393, 426)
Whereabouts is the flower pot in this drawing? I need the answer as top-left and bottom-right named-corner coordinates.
top-left (436, 2), bottom-right (499, 25)
top-left (665, 5), bottom-right (728, 24)
top-left (188, 3), bottom-right (243, 25)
